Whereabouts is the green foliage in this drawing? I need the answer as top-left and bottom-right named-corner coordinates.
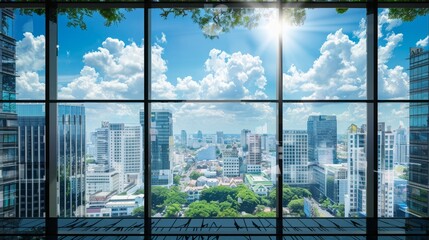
top-left (236, 187), bottom-right (260, 213)
top-left (200, 186), bottom-right (237, 202)
top-left (185, 200), bottom-right (220, 217)
top-left (20, 8), bottom-right (131, 30)
top-left (173, 175), bottom-right (181, 185)
top-left (389, 8), bottom-right (429, 22)
top-left (255, 211), bottom-right (276, 217)
top-left (269, 186), bottom-right (312, 208)
top-left (134, 189), bottom-right (144, 195)
top-left (151, 186), bottom-right (186, 213)
top-left (151, 186), bottom-right (169, 211)
top-left (165, 203), bottom-right (181, 217)
top-left (190, 171), bottom-right (204, 180)
top-left (132, 206), bottom-right (144, 217)
top-left (321, 199), bottom-right (331, 209)
top-left (164, 186), bottom-right (187, 206)
top-left (287, 199), bottom-right (305, 217)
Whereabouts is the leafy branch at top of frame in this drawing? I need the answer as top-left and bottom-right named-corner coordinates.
top-left (19, 8), bottom-right (131, 30)
top-left (17, 3), bottom-right (429, 38)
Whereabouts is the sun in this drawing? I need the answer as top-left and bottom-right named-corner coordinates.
top-left (260, 11), bottom-right (282, 42)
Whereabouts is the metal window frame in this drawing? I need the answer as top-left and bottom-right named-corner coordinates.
top-left (1, 0), bottom-right (428, 239)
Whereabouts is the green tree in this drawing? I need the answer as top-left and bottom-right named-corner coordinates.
top-left (185, 200), bottom-right (220, 217)
top-left (173, 175), bottom-right (181, 186)
top-left (164, 187), bottom-right (187, 206)
top-left (190, 171), bottom-right (204, 180)
top-left (151, 186), bottom-right (169, 211)
top-left (165, 203), bottom-right (181, 217)
top-left (236, 187), bottom-right (260, 213)
top-left (287, 199), bottom-right (305, 217)
top-left (132, 206), bottom-right (144, 217)
top-left (200, 186), bottom-right (237, 203)
top-left (255, 211), bottom-right (276, 217)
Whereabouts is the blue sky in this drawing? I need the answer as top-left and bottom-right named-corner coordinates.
top-left (13, 8), bottom-right (427, 134)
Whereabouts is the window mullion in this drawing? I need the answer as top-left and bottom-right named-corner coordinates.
top-left (277, 1), bottom-right (284, 239)
top-left (366, 1), bottom-right (378, 239)
top-left (144, 6), bottom-right (152, 240)
top-left (46, 0), bottom-right (59, 239)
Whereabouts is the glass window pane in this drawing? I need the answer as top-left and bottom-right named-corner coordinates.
top-left (151, 8), bottom-right (277, 100)
top-left (0, 103), bottom-right (46, 218)
top-left (58, 9), bottom-right (144, 100)
top-left (1, 9), bottom-right (45, 100)
top-left (378, 8), bottom-right (429, 100)
top-left (379, 103), bottom-right (429, 218)
top-left (283, 8), bottom-right (367, 100)
top-left (149, 102), bottom-right (277, 217)
top-left (57, 103), bottom-right (144, 217)
top-left (283, 103), bottom-right (367, 217)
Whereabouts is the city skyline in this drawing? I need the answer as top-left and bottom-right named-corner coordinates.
top-left (9, 9), bottom-right (426, 134)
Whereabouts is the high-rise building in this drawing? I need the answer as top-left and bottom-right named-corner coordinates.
top-left (247, 134), bottom-right (261, 173)
top-left (408, 47), bottom-right (429, 217)
top-left (140, 110), bottom-right (173, 186)
top-left (216, 131), bottom-right (224, 144)
top-left (197, 130), bottom-right (203, 141)
top-left (181, 130), bottom-right (187, 148)
top-left (108, 123), bottom-right (142, 191)
top-left (307, 115), bottom-right (337, 165)
top-left (393, 126), bottom-right (408, 165)
top-left (95, 121), bottom-right (109, 165)
top-left (0, 9), bottom-right (18, 218)
top-left (86, 164), bottom-right (119, 196)
top-left (378, 123), bottom-right (395, 217)
top-left (58, 105), bottom-right (86, 217)
top-left (16, 104), bottom-right (46, 218)
top-left (241, 129), bottom-right (251, 152)
top-left (345, 124), bottom-right (366, 217)
top-left (283, 130), bottom-right (309, 186)
top-left (223, 146), bottom-right (239, 177)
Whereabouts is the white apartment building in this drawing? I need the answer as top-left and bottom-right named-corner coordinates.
top-left (223, 146), bottom-right (240, 177)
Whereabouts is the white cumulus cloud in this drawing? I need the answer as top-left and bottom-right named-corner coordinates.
top-left (16, 32), bottom-right (45, 99)
top-left (416, 36), bottom-right (429, 47)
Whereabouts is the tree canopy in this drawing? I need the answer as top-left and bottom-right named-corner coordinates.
top-left (19, 7), bottom-right (428, 38)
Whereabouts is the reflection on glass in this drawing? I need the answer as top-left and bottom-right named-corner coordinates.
top-left (57, 9), bottom-right (144, 100)
top-left (16, 104), bottom-right (46, 218)
top-left (283, 103), bottom-right (366, 217)
top-left (1, 9), bottom-right (45, 101)
top-left (283, 8), bottom-right (367, 100)
top-left (151, 8), bottom-right (277, 100)
top-left (57, 103), bottom-right (144, 217)
top-left (378, 8), bottom-right (429, 100)
top-left (378, 103), bottom-right (410, 217)
top-left (0, 103), bottom-right (48, 218)
top-left (147, 103), bottom-right (276, 217)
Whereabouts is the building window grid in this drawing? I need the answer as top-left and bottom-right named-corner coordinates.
top-left (0, 0), bottom-right (428, 238)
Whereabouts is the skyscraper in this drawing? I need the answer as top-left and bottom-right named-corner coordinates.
top-left (378, 123), bottom-right (395, 217)
top-left (241, 129), bottom-right (251, 152)
top-left (307, 115), bottom-right (337, 165)
top-left (58, 105), bottom-right (86, 217)
top-left (345, 124), bottom-right (366, 217)
top-left (0, 9), bottom-right (18, 217)
top-left (247, 134), bottom-right (262, 173)
top-left (223, 146), bottom-right (239, 177)
top-left (16, 104), bottom-right (46, 218)
top-left (140, 110), bottom-right (173, 186)
top-left (181, 130), bottom-right (187, 148)
top-left (408, 47), bottom-right (429, 217)
top-left (95, 121), bottom-right (109, 165)
top-left (108, 123), bottom-right (142, 191)
top-left (283, 130), bottom-right (309, 186)
top-left (216, 131), bottom-right (224, 144)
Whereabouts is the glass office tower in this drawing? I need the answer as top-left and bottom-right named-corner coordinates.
top-left (0, 8), bottom-right (18, 218)
top-left (408, 48), bottom-right (429, 217)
